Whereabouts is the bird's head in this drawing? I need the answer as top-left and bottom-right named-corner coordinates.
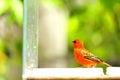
top-left (73, 39), bottom-right (84, 48)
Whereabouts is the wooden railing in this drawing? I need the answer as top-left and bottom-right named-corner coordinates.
top-left (23, 67), bottom-right (120, 80)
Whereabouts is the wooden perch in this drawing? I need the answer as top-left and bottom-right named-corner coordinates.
top-left (23, 68), bottom-right (120, 80)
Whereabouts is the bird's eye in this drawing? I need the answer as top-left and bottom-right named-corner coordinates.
top-left (73, 40), bottom-right (76, 43)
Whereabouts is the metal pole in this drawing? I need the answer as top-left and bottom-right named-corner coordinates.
top-left (23, 0), bottom-right (38, 79)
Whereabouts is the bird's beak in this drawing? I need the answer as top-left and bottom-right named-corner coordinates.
top-left (72, 40), bottom-right (76, 43)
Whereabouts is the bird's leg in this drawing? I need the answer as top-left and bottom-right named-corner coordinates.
top-left (80, 65), bottom-right (90, 68)
top-left (89, 64), bottom-right (97, 68)
top-left (80, 66), bottom-right (86, 68)
top-left (84, 64), bottom-right (96, 68)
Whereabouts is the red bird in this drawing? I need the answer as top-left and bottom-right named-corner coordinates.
top-left (73, 39), bottom-right (111, 68)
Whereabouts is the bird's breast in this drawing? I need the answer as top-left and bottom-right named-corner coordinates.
top-left (74, 49), bottom-right (84, 61)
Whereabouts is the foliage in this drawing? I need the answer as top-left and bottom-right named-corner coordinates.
top-left (0, 0), bottom-right (23, 26)
top-left (0, 0), bottom-right (23, 79)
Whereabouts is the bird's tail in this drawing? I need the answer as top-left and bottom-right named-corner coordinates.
top-left (102, 62), bottom-right (112, 67)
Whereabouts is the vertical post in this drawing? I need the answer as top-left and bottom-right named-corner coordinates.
top-left (23, 0), bottom-right (38, 78)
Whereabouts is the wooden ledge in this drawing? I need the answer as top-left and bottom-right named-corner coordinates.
top-left (23, 68), bottom-right (120, 80)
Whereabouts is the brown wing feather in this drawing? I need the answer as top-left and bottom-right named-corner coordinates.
top-left (79, 48), bottom-right (103, 62)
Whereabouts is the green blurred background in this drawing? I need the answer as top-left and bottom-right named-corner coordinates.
top-left (0, 0), bottom-right (120, 80)
top-left (0, 0), bottom-right (23, 80)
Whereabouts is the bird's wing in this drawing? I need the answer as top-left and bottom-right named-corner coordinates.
top-left (79, 48), bottom-right (103, 62)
